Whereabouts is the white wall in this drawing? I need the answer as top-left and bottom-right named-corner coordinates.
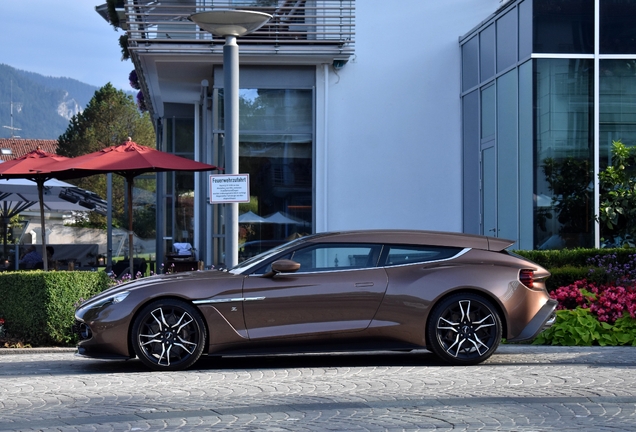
top-left (317, 0), bottom-right (500, 233)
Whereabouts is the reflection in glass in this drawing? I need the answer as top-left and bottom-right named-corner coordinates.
top-left (220, 89), bottom-right (313, 261)
top-left (600, 59), bottom-right (636, 166)
top-left (534, 59), bottom-right (593, 249)
top-left (600, 1), bottom-right (636, 54)
top-left (175, 172), bottom-right (195, 244)
top-left (163, 119), bottom-right (197, 257)
top-left (533, 0), bottom-right (594, 54)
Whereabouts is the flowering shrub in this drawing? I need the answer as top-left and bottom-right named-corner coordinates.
top-left (549, 279), bottom-right (636, 324)
top-left (551, 280), bottom-right (591, 311)
top-left (534, 252), bottom-right (636, 346)
top-left (129, 70), bottom-right (140, 90)
top-left (588, 284), bottom-right (636, 323)
top-left (136, 91), bottom-right (147, 112)
top-left (587, 253), bottom-right (636, 287)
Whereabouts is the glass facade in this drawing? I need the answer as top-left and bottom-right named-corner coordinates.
top-left (534, 59), bottom-right (594, 249)
top-left (600, 1), bottom-right (636, 54)
top-left (161, 118), bottom-right (198, 254)
top-left (599, 59), bottom-right (636, 164)
top-left (461, 0), bottom-right (636, 250)
top-left (533, 0), bottom-right (594, 54)
top-left (220, 88), bottom-right (314, 262)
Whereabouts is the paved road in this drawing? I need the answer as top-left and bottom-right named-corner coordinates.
top-left (0, 345), bottom-right (635, 431)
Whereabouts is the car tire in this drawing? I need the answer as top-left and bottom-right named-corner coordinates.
top-left (426, 292), bottom-right (502, 366)
top-left (131, 298), bottom-right (207, 371)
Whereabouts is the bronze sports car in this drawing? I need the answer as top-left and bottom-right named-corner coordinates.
top-left (75, 230), bottom-right (557, 371)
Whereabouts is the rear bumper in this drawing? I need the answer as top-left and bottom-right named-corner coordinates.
top-left (507, 299), bottom-right (558, 342)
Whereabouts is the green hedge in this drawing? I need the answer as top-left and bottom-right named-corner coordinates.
top-left (515, 247), bottom-right (635, 269)
top-left (543, 266), bottom-right (591, 292)
top-left (515, 247), bottom-right (636, 292)
top-left (0, 271), bottom-right (112, 346)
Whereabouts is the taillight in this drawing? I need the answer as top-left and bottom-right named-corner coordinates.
top-left (519, 269), bottom-right (534, 288)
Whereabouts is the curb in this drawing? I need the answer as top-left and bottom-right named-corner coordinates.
top-left (0, 347), bottom-right (76, 355)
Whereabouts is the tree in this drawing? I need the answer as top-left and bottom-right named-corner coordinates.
top-left (57, 83), bottom-right (156, 235)
top-left (598, 140), bottom-right (636, 247)
top-left (542, 157), bottom-right (593, 239)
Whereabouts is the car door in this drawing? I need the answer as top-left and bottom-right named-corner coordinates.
top-left (242, 243), bottom-right (388, 340)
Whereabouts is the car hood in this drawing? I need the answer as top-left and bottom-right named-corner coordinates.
top-left (79, 270), bottom-right (238, 306)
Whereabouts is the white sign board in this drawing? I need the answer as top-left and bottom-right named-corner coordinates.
top-left (209, 174), bottom-right (250, 203)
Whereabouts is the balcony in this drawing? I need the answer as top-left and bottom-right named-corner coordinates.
top-left (122, 0), bottom-right (355, 58)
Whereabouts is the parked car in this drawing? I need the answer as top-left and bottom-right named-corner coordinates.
top-left (239, 239), bottom-right (287, 261)
top-left (74, 230), bottom-right (557, 371)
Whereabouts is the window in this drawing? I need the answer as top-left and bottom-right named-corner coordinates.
top-left (534, 58), bottom-right (594, 249)
top-left (497, 9), bottom-right (517, 73)
top-left (600, 0), bottom-right (636, 54)
top-left (383, 245), bottom-right (463, 266)
top-left (480, 24), bottom-right (495, 82)
top-left (600, 59), bottom-right (636, 164)
top-left (462, 36), bottom-right (479, 91)
top-left (533, 0), bottom-right (594, 54)
top-left (220, 88), bottom-right (313, 253)
top-left (290, 244), bottom-right (382, 272)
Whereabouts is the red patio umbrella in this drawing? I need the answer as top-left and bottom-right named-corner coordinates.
top-left (0, 148), bottom-right (70, 271)
top-left (49, 139), bottom-right (221, 277)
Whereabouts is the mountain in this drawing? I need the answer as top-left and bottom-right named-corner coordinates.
top-left (0, 64), bottom-right (100, 140)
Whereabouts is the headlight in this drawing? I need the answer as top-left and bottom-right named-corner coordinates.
top-left (111, 291), bottom-right (130, 304)
top-left (77, 291), bottom-right (130, 316)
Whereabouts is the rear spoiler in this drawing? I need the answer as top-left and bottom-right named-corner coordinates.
top-left (487, 237), bottom-right (515, 252)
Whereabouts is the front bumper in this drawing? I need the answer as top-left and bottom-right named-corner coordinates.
top-left (75, 346), bottom-right (133, 361)
top-left (507, 299), bottom-right (558, 342)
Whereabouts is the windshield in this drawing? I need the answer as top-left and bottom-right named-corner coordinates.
top-left (229, 237), bottom-right (307, 275)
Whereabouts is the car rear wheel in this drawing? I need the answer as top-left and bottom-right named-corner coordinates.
top-left (131, 299), bottom-right (206, 371)
top-left (426, 293), bottom-right (502, 365)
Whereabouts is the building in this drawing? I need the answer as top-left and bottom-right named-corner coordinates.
top-left (103, 0), bottom-right (636, 267)
top-left (0, 139), bottom-right (58, 161)
top-left (461, 0), bottom-right (636, 251)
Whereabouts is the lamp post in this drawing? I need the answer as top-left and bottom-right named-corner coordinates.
top-left (189, 10), bottom-right (271, 268)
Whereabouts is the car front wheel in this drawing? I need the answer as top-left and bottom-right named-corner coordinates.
top-left (426, 293), bottom-right (502, 365)
top-left (131, 299), bottom-right (206, 371)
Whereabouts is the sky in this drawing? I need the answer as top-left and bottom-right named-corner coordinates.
top-left (1, 1), bottom-right (133, 91)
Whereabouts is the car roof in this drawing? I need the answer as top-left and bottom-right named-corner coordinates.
top-left (295, 230), bottom-right (514, 252)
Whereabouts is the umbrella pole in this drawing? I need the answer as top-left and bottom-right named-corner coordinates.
top-left (128, 178), bottom-right (134, 279)
top-left (37, 179), bottom-right (48, 271)
top-left (2, 203), bottom-right (8, 260)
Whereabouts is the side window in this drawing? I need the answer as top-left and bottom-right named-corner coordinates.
top-left (291, 244), bottom-right (382, 273)
top-left (383, 245), bottom-right (463, 266)
top-left (251, 252), bottom-right (293, 275)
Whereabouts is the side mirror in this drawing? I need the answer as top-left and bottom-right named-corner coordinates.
top-left (262, 259), bottom-right (300, 278)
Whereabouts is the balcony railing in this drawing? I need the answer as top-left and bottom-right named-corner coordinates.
top-left (123, 0), bottom-right (355, 56)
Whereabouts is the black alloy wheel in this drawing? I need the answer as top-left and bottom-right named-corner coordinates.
top-left (131, 299), bottom-right (206, 371)
top-left (426, 292), bottom-right (502, 365)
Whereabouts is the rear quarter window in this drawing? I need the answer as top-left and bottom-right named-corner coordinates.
top-left (383, 245), bottom-right (464, 266)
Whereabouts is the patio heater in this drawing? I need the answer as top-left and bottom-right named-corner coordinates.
top-left (189, 9), bottom-right (271, 268)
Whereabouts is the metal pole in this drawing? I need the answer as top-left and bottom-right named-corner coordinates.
top-left (107, 173), bottom-right (113, 272)
top-left (224, 35), bottom-right (239, 268)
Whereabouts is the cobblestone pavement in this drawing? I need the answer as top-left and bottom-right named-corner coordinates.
top-left (0, 345), bottom-right (635, 431)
